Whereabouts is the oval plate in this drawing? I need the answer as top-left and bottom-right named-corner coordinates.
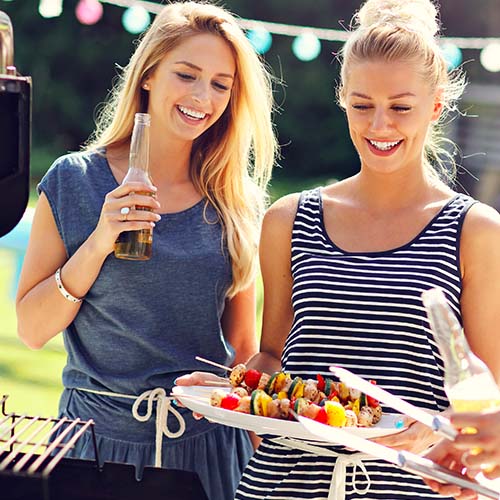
top-left (172, 385), bottom-right (406, 440)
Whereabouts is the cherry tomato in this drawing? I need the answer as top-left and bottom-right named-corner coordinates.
top-left (244, 369), bottom-right (262, 390)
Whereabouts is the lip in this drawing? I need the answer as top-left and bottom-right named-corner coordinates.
top-left (176, 105), bottom-right (209, 125)
top-left (365, 138), bottom-right (403, 157)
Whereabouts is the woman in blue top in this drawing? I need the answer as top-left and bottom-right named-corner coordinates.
top-left (15, 2), bottom-right (277, 499)
top-left (181, 0), bottom-right (500, 498)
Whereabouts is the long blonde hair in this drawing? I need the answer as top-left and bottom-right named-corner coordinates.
top-left (337, 0), bottom-right (466, 184)
top-left (87, 1), bottom-right (277, 297)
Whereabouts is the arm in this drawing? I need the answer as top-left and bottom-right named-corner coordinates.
top-left (16, 183), bottom-right (159, 349)
top-left (221, 282), bottom-right (258, 366)
top-left (176, 193), bottom-right (298, 381)
top-left (245, 193), bottom-right (300, 375)
top-left (460, 203), bottom-right (500, 382)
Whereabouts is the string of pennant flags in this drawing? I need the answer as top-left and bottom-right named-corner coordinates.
top-left (25, 0), bottom-right (500, 70)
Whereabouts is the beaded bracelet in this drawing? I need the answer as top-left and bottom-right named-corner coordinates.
top-left (55, 267), bottom-right (83, 304)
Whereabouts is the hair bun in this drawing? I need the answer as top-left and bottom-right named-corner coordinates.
top-left (356, 0), bottom-right (439, 39)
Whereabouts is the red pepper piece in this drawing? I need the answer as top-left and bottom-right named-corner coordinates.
top-left (221, 394), bottom-right (240, 410)
top-left (316, 373), bottom-right (325, 392)
top-left (314, 407), bottom-right (328, 424)
top-left (367, 380), bottom-right (379, 407)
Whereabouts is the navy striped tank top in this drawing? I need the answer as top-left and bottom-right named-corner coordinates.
top-left (236, 188), bottom-right (476, 500)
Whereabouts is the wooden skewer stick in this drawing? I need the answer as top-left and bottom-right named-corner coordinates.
top-left (195, 356), bottom-right (233, 372)
top-left (202, 380), bottom-right (231, 386)
top-left (169, 393), bottom-right (208, 401)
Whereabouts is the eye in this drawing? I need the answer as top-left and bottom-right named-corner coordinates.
top-left (392, 105), bottom-right (411, 112)
top-left (176, 72), bottom-right (195, 81)
top-left (351, 104), bottom-right (371, 110)
top-left (212, 81), bottom-right (230, 92)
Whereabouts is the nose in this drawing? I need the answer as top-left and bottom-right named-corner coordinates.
top-left (370, 107), bottom-right (392, 133)
top-left (192, 80), bottom-right (210, 104)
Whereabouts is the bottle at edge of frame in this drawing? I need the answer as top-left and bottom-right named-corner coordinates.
top-left (114, 113), bottom-right (154, 261)
top-left (421, 287), bottom-right (500, 413)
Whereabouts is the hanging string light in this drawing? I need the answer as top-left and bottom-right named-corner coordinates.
top-left (246, 27), bottom-right (272, 55)
top-left (440, 43), bottom-right (463, 71)
top-left (292, 33), bottom-right (321, 62)
top-left (38, 0), bottom-right (63, 18)
top-left (122, 5), bottom-right (151, 34)
top-left (75, 0), bottom-right (103, 25)
top-left (31, 0), bottom-right (500, 67)
top-left (480, 43), bottom-right (500, 73)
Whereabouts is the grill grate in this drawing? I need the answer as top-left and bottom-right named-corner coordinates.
top-left (0, 394), bottom-right (98, 477)
top-left (0, 395), bottom-right (209, 500)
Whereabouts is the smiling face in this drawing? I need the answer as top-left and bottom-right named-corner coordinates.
top-left (144, 32), bottom-right (236, 143)
top-left (344, 59), bottom-right (443, 176)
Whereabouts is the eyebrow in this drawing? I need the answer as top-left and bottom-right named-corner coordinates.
top-left (174, 60), bottom-right (234, 79)
top-left (350, 92), bottom-right (416, 99)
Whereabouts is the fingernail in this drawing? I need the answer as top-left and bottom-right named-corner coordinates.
top-left (173, 377), bottom-right (179, 385)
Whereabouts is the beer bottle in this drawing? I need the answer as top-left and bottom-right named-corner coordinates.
top-left (421, 287), bottom-right (500, 412)
top-left (114, 113), bottom-right (154, 260)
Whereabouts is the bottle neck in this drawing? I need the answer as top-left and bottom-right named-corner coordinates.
top-left (428, 301), bottom-right (472, 374)
top-left (129, 121), bottom-right (150, 173)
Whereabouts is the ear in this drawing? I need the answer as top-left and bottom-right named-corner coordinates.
top-left (431, 88), bottom-right (444, 122)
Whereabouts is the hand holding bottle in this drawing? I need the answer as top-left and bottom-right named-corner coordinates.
top-left (450, 409), bottom-right (500, 479)
top-left (90, 181), bottom-right (160, 257)
top-left (423, 409), bottom-right (500, 499)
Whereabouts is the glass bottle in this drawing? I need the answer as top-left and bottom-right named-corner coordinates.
top-left (114, 113), bottom-right (154, 260)
top-left (421, 287), bottom-right (500, 412)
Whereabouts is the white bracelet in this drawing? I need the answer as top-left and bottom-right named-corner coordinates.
top-left (55, 267), bottom-right (83, 303)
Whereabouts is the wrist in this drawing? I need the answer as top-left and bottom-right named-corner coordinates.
top-left (55, 267), bottom-right (83, 303)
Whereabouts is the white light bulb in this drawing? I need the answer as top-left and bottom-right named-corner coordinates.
top-left (480, 43), bottom-right (500, 72)
top-left (39, 0), bottom-right (63, 18)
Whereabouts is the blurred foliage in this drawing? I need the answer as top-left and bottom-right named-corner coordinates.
top-left (1, 0), bottom-right (499, 185)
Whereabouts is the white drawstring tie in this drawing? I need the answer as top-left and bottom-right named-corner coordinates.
top-left (132, 388), bottom-right (186, 467)
top-left (271, 437), bottom-right (371, 500)
top-left (76, 386), bottom-right (186, 468)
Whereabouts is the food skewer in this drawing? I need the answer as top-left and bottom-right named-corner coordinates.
top-left (195, 356), bottom-right (247, 386)
top-left (195, 356), bottom-right (232, 372)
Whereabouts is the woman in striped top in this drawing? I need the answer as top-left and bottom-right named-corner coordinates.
top-left (234, 0), bottom-right (500, 498)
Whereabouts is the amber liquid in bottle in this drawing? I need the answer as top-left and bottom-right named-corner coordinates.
top-left (114, 189), bottom-right (153, 260)
top-left (114, 113), bottom-right (154, 260)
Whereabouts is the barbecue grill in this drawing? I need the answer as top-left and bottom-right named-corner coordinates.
top-left (0, 395), bottom-right (209, 500)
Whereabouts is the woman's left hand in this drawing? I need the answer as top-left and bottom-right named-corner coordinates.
top-left (371, 418), bottom-right (440, 453)
top-left (174, 371), bottom-right (229, 420)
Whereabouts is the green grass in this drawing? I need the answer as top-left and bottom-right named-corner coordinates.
top-left (0, 250), bottom-right (65, 417)
top-left (0, 176), bottom-right (332, 418)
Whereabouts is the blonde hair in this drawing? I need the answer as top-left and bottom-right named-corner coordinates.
top-left (337, 0), bottom-right (466, 183)
top-left (87, 1), bottom-right (277, 297)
